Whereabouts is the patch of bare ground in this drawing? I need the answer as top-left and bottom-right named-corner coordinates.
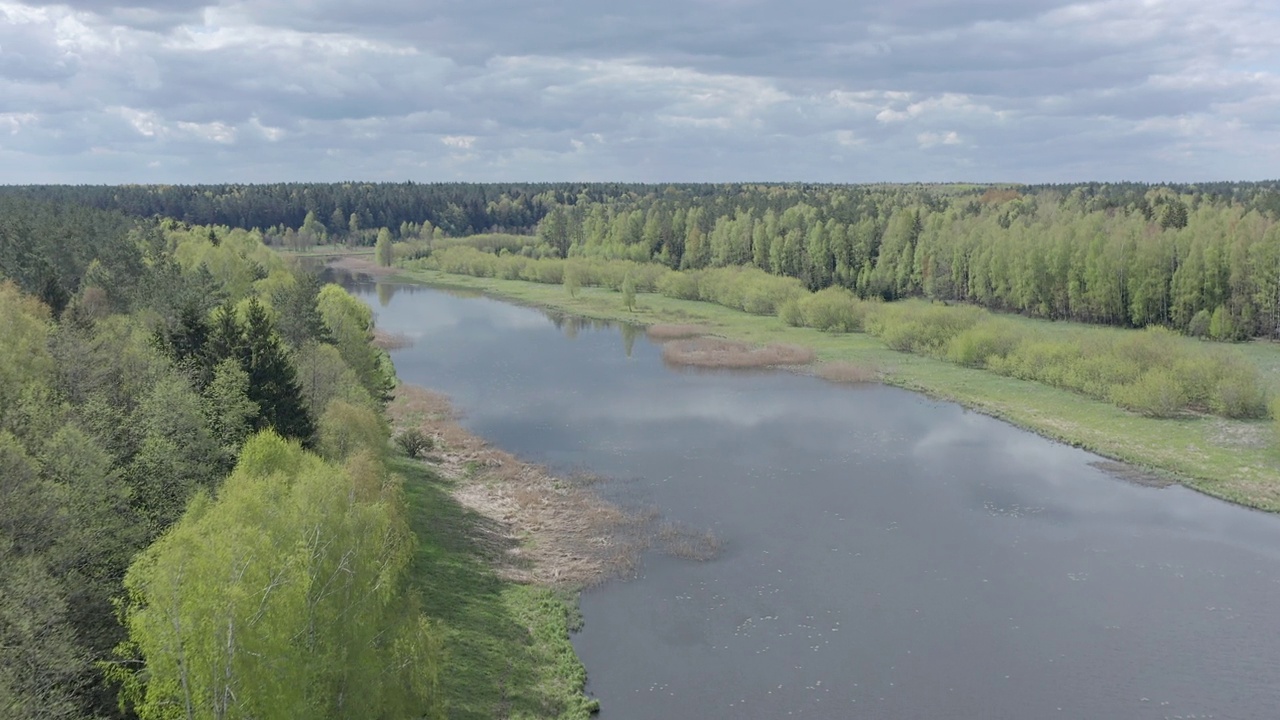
top-left (390, 384), bottom-right (722, 589)
top-left (1089, 460), bottom-right (1175, 488)
top-left (373, 328), bottom-right (413, 350)
top-left (662, 337), bottom-right (815, 369)
top-left (814, 361), bottom-right (880, 384)
top-left (1208, 418), bottom-right (1271, 449)
top-left (645, 324), bottom-right (713, 341)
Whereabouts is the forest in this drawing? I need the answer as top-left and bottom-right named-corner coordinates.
top-left (4, 181), bottom-right (1280, 716)
top-left (7, 182), bottom-right (1280, 339)
top-left (0, 197), bottom-right (440, 718)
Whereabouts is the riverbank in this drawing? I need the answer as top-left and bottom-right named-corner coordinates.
top-left (388, 266), bottom-right (1280, 513)
top-left (389, 385), bottom-right (603, 718)
top-left (388, 383), bottom-right (723, 718)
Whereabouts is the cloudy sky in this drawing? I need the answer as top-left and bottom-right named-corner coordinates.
top-left (1, 0), bottom-right (1278, 183)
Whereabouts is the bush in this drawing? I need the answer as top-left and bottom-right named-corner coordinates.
top-left (657, 270), bottom-right (703, 300)
top-left (1187, 309), bottom-right (1212, 338)
top-left (946, 320), bottom-right (1021, 367)
top-left (396, 428), bottom-right (434, 458)
top-left (1110, 369), bottom-right (1190, 418)
top-left (778, 297), bottom-right (805, 327)
top-left (1211, 361), bottom-right (1269, 419)
top-left (797, 287), bottom-right (865, 332)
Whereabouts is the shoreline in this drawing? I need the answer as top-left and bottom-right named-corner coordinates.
top-left (380, 265), bottom-right (1280, 514)
top-left (388, 384), bottom-right (723, 587)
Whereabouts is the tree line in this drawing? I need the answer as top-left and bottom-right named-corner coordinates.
top-left (9, 182), bottom-right (1280, 338)
top-left (0, 198), bottom-right (438, 718)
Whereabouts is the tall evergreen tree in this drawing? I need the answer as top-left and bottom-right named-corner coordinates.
top-left (241, 298), bottom-right (315, 443)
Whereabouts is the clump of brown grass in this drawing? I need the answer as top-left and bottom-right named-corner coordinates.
top-left (372, 328), bottom-right (414, 350)
top-left (815, 361), bottom-right (880, 384)
top-left (645, 323), bottom-right (712, 341)
top-left (662, 337), bottom-right (816, 368)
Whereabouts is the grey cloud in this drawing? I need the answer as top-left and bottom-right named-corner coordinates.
top-left (0, 0), bottom-right (1278, 182)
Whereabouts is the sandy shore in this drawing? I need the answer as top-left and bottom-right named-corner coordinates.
top-left (388, 385), bottom-right (720, 589)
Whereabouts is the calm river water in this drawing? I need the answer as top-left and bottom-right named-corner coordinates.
top-left (350, 277), bottom-right (1280, 720)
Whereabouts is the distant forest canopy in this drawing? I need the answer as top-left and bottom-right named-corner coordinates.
top-left (6, 181), bottom-right (1280, 338)
top-left (3, 181), bottom-right (1280, 238)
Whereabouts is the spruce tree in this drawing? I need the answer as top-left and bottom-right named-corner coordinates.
top-left (241, 298), bottom-right (315, 443)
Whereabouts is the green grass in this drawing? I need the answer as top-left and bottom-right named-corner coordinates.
top-left (394, 267), bottom-right (1280, 512)
top-left (395, 457), bottom-right (599, 719)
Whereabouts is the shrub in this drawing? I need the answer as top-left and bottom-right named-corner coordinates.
top-left (798, 287), bottom-right (865, 332)
top-left (778, 297), bottom-right (805, 327)
top-left (1187, 309), bottom-right (1212, 338)
top-left (396, 428), bottom-right (434, 458)
top-left (1109, 369), bottom-right (1189, 418)
top-left (657, 270), bottom-right (702, 300)
top-left (1211, 360), bottom-right (1269, 419)
top-left (946, 320), bottom-right (1021, 367)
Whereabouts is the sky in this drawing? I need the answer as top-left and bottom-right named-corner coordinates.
top-left (1, 0), bottom-right (1278, 184)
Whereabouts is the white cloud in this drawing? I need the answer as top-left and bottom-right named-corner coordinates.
top-left (917, 131), bottom-right (962, 148)
top-left (441, 135), bottom-right (476, 149)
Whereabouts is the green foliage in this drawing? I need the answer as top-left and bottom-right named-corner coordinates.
top-left (0, 283), bottom-right (55, 436)
top-left (317, 284), bottom-right (396, 404)
top-left (376, 227), bottom-right (394, 267)
top-left (114, 432), bottom-right (443, 720)
top-left (318, 399), bottom-right (389, 462)
top-left (621, 270), bottom-right (636, 311)
top-left (1212, 360), bottom-right (1270, 419)
top-left (0, 547), bottom-right (87, 720)
top-left (780, 287), bottom-right (869, 332)
top-left (242, 297), bottom-right (316, 442)
top-left (266, 270), bottom-right (331, 351)
top-left (563, 262), bottom-right (581, 298)
top-left (295, 340), bottom-right (378, 417)
top-left (656, 269), bottom-right (701, 300)
top-left (1110, 369), bottom-right (1190, 418)
top-left (203, 358), bottom-right (259, 456)
top-left (858, 302), bottom-right (1270, 420)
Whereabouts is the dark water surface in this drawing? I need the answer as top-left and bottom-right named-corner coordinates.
top-left (351, 278), bottom-right (1280, 720)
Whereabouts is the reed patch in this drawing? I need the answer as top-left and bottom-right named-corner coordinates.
top-left (662, 337), bottom-right (816, 368)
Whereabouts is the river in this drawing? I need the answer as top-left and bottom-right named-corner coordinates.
top-left (349, 276), bottom-right (1280, 719)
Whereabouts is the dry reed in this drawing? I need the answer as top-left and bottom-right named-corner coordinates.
top-left (645, 324), bottom-right (713, 341)
top-left (662, 337), bottom-right (816, 368)
top-left (372, 328), bottom-right (414, 350)
top-left (814, 361), bottom-right (880, 384)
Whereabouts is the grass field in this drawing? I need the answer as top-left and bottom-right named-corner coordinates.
top-left (392, 267), bottom-right (1280, 513)
top-left (396, 456), bottom-right (599, 719)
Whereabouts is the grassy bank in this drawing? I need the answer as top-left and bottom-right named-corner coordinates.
top-left (392, 266), bottom-right (1280, 512)
top-left (397, 455), bottom-right (599, 719)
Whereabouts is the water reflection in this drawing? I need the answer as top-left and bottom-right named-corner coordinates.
top-left (352, 282), bottom-right (1280, 720)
